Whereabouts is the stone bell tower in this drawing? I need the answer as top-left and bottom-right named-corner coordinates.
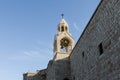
top-left (53, 14), bottom-right (74, 61)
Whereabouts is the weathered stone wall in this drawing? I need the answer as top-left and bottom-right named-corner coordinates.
top-left (23, 73), bottom-right (36, 80)
top-left (70, 0), bottom-right (120, 80)
top-left (53, 59), bottom-right (71, 80)
top-left (53, 52), bottom-right (70, 61)
top-left (23, 70), bottom-right (46, 80)
top-left (33, 70), bottom-right (46, 80)
top-left (46, 60), bottom-right (55, 80)
top-left (46, 58), bottom-right (71, 80)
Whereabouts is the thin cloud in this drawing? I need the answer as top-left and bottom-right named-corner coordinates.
top-left (7, 41), bottom-right (53, 61)
top-left (23, 51), bottom-right (40, 57)
top-left (37, 41), bottom-right (53, 50)
top-left (7, 54), bottom-right (28, 61)
top-left (23, 41), bottom-right (53, 60)
top-left (23, 50), bottom-right (52, 58)
top-left (73, 23), bottom-right (80, 31)
top-left (8, 50), bottom-right (53, 61)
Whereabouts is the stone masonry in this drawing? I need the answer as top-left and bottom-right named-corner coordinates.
top-left (70, 0), bottom-right (120, 80)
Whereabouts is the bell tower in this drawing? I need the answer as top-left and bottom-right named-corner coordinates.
top-left (53, 14), bottom-right (74, 60)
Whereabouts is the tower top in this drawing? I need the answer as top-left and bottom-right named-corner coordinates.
top-left (61, 13), bottom-right (64, 19)
top-left (57, 17), bottom-right (69, 33)
top-left (53, 16), bottom-right (74, 55)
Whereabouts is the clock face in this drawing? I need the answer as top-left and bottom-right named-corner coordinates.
top-left (60, 38), bottom-right (69, 48)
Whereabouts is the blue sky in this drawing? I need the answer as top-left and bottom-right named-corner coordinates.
top-left (0, 0), bottom-right (100, 80)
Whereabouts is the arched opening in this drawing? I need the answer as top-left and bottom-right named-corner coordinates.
top-left (61, 26), bottom-right (64, 32)
top-left (63, 78), bottom-right (69, 80)
top-left (65, 26), bottom-right (68, 31)
top-left (58, 27), bottom-right (60, 31)
top-left (60, 38), bottom-right (70, 53)
top-left (73, 76), bottom-right (75, 80)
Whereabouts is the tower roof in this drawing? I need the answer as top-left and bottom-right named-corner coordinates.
top-left (57, 14), bottom-right (69, 32)
top-left (59, 14), bottom-right (69, 26)
top-left (60, 19), bottom-right (68, 24)
top-left (58, 18), bottom-right (69, 27)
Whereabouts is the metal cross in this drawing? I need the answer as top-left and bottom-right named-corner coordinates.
top-left (61, 13), bottom-right (64, 18)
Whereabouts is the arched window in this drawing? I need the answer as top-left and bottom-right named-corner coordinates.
top-left (58, 27), bottom-right (60, 31)
top-left (65, 26), bottom-right (68, 31)
top-left (63, 78), bottom-right (69, 80)
top-left (73, 76), bottom-right (75, 80)
top-left (61, 26), bottom-right (64, 32)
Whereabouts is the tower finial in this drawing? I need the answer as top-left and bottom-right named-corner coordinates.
top-left (61, 13), bottom-right (64, 19)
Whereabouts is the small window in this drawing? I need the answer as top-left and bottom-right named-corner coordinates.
top-left (61, 26), bottom-right (64, 32)
top-left (65, 26), bottom-right (68, 31)
top-left (82, 52), bottom-right (84, 57)
top-left (98, 43), bottom-right (103, 55)
top-left (73, 76), bottom-right (75, 80)
top-left (63, 78), bottom-right (69, 80)
top-left (58, 27), bottom-right (60, 31)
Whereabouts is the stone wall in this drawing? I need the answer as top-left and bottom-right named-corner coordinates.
top-left (47, 58), bottom-right (71, 80)
top-left (23, 70), bottom-right (46, 80)
top-left (70, 0), bottom-right (120, 80)
top-left (46, 60), bottom-right (54, 80)
top-left (53, 59), bottom-right (71, 80)
top-left (33, 69), bottom-right (46, 80)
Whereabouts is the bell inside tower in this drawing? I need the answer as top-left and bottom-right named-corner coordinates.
top-left (53, 14), bottom-right (74, 54)
top-left (60, 38), bottom-right (72, 53)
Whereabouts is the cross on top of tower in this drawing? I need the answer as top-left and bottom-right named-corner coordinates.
top-left (61, 13), bottom-right (64, 18)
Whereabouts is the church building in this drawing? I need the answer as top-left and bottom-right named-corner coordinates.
top-left (23, 0), bottom-right (120, 80)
